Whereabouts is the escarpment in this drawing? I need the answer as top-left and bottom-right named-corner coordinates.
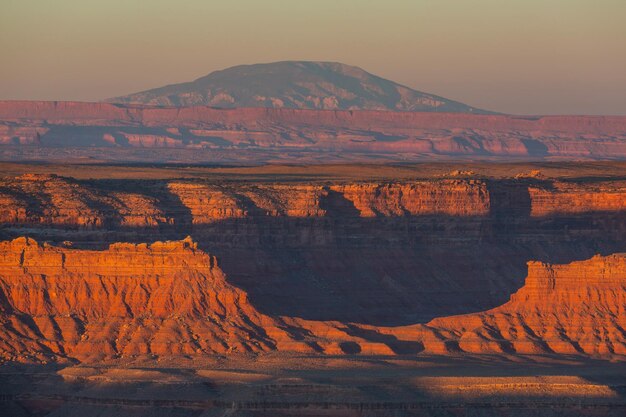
top-left (0, 237), bottom-right (625, 362)
top-left (0, 174), bottom-right (172, 228)
top-left (0, 237), bottom-right (310, 362)
top-left (0, 175), bottom-right (492, 226)
top-left (2, 174), bottom-right (626, 326)
top-left (426, 255), bottom-right (626, 355)
top-left (530, 181), bottom-right (626, 216)
top-left (2, 101), bottom-right (626, 162)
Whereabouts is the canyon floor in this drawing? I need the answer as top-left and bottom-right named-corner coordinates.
top-left (1, 161), bottom-right (626, 416)
top-left (3, 354), bottom-right (626, 416)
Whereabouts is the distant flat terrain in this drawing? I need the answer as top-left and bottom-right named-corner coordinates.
top-left (2, 160), bottom-right (626, 181)
top-left (2, 101), bottom-right (626, 163)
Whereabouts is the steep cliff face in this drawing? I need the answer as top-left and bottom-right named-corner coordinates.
top-left (1, 237), bottom-right (624, 362)
top-left (0, 174), bottom-right (172, 227)
top-left (530, 181), bottom-right (626, 216)
top-left (1, 101), bottom-right (626, 162)
top-left (427, 255), bottom-right (626, 355)
top-left (2, 173), bottom-right (626, 327)
top-left (0, 175), bottom-right (491, 227)
top-left (0, 237), bottom-right (299, 362)
top-left (0, 237), bottom-right (434, 361)
top-left (330, 181), bottom-right (490, 217)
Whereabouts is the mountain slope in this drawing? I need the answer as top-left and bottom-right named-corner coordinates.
top-left (106, 61), bottom-right (489, 113)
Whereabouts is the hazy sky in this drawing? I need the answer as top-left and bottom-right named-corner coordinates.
top-left (1, 0), bottom-right (625, 114)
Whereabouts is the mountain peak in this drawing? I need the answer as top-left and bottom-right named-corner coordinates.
top-left (107, 61), bottom-right (490, 113)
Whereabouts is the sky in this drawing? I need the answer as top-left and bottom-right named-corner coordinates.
top-left (1, 0), bottom-right (625, 115)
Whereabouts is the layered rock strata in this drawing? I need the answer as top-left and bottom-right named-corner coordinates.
top-left (2, 174), bottom-right (626, 326)
top-left (0, 237), bottom-right (624, 362)
top-left (0, 237), bottom-right (298, 362)
top-left (425, 255), bottom-right (626, 355)
top-left (1, 101), bottom-right (626, 161)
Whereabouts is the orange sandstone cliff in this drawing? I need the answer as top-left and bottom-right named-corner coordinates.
top-left (426, 255), bottom-right (626, 355)
top-left (0, 237), bottom-right (306, 362)
top-left (2, 173), bottom-right (626, 327)
top-left (0, 236), bottom-right (625, 363)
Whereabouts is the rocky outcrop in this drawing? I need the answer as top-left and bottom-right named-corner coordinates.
top-left (1, 101), bottom-right (626, 162)
top-left (0, 237), bottom-right (433, 361)
top-left (4, 173), bottom-right (626, 326)
top-left (330, 181), bottom-right (490, 217)
top-left (530, 181), bottom-right (626, 216)
top-left (426, 255), bottom-right (626, 355)
top-left (0, 174), bottom-right (172, 228)
top-left (1, 237), bottom-right (624, 362)
top-left (0, 175), bottom-right (492, 227)
top-left (0, 237), bottom-right (303, 362)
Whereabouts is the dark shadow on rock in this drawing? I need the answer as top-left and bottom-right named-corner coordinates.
top-left (521, 138), bottom-right (549, 157)
top-left (3, 178), bottom-right (626, 326)
top-left (319, 187), bottom-right (361, 218)
top-left (342, 325), bottom-right (424, 354)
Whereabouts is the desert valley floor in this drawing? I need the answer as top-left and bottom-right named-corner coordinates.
top-left (1, 161), bottom-right (625, 416)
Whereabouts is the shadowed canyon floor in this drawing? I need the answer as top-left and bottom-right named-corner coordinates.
top-left (1, 162), bottom-right (625, 416)
top-left (2, 356), bottom-right (626, 417)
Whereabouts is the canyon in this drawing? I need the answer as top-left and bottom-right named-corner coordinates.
top-left (1, 101), bottom-right (626, 163)
top-left (1, 162), bottom-right (625, 416)
top-left (1, 165), bottom-right (625, 364)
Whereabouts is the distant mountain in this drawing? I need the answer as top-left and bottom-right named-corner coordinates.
top-left (106, 61), bottom-right (490, 113)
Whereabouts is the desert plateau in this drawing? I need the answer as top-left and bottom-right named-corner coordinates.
top-left (0, 161), bottom-right (625, 416)
top-left (2, 1), bottom-right (626, 414)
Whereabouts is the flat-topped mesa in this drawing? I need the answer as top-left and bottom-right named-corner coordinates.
top-left (7, 174), bottom-right (626, 229)
top-left (1, 236), bottom-right (626, 362)
top-left (2, 101), bottom-right (626, 161)
top-left (511, 255), bottom-right (626, 310)
top-left (427, 254), bottom-right (626, 356)
top-left (1, 101), bottom-right (624, 133)
top-left (136, 181), bottom-right (493, 222)
top-left (0, 236), bottom-right (233, 319)
top-left (0, 175), bottom-right (492, 229)
top-left (0, 237), bottom-right (292, 361)
top-left (0, 237), bottom-right (426, 361)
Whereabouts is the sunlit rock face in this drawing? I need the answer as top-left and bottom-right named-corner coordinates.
top-left (1, 237), bottom-right (625, 362)
top-left (426, 255), bottom-right (626, 355)
top-left (0, 171), bottom-right (625, 363)
top-left (1, 100), bottom-right (626, 162)
top-left (0, 237), bottom-right (327, 362)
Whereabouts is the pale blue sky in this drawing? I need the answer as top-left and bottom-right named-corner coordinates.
top-left (1, 0), bottom-right (625, 114)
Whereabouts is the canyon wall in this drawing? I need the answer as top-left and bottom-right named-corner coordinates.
top-left (0, 237), bottom-right (321, 362)
top-left (2, 174), bottom-right (626, 327)
top-left (1, 101), bottom-right (626, 162)
top-left (1, 172), bottom-right (626, 362)
top-left (0, 236), bottom-right (624, 362)
top-left (425, 255), bottom-right (626, 355)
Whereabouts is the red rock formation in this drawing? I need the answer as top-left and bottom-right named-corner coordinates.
top-left (530, 181), bottom-right (626, 216)
top-left (0, 237), bottom-right (411, 361)
top-left (1, 236), bottom-right (624, 362)
top-left (331, 181), bottom-right (489, 217)
top-left (0, 237), bottom-right (298, 362)
top-left (0, 174), bottom-right (172, 227)
top-left (1, 101), bottom-right (626, 161)
top-left (425, 255), bottom-right (626, 355)
top-left (0, 175), bottom-right (491, 227)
